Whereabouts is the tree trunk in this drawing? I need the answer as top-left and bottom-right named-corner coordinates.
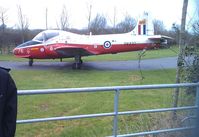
top-left (173, 0), bottom-right (188, 119)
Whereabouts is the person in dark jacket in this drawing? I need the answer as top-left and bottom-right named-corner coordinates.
top-left (0, 67), bottom-right (17, 137)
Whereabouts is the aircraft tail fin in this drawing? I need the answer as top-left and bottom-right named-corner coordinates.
top-left (131, 12), bottom-right (154, 36)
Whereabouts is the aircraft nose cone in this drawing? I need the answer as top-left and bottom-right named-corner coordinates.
top-left (13, 48), bottom-right (18, 55)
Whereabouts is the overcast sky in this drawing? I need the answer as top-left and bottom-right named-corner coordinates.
top-left (0, 0), bottom-right (198, 30)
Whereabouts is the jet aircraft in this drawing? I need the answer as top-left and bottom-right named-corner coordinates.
top-left (13, 14), bottom-right (172, 69)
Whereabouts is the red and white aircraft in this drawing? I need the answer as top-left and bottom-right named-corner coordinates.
top-left (13, 15), bottom-right (171, 69)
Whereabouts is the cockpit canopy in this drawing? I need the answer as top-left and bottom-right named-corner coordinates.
top-left (33, 30), bottom-right (60, 42)
top-left (16, 30), bottom-right (61, 48)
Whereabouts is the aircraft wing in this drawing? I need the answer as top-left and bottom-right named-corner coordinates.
top-left (54, 46), bottom-right (95, 58)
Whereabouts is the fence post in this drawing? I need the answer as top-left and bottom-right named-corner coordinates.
top-left (113, 89), bottom-right (120, 137)
top-left (194, 84), bottom-right (199, 137)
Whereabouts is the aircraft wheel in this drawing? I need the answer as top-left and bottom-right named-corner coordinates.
top-left (29, 59), bottom-right (33, 66)
top-left (72, 63), bottom-right (81, 69)
top-left (80, 59), bottom-right (83, 64)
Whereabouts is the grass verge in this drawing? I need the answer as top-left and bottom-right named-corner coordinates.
top-left (11, 69), bottom-right (180, 137)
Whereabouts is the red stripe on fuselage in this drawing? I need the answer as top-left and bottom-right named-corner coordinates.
top-left (90, 43), bottom-right (159, 54)
top-left (138, 25), bottom-right (141, 35)
top-left (14, 43), bottom-right (160, 59)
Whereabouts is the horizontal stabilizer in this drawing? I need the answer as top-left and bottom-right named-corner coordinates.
top-left (148, 35), bottom-right (173, 40)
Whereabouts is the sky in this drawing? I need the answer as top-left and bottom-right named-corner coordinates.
top-left (0, 0), bottom-right (198, 30)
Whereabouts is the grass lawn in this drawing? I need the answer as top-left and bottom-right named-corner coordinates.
top-left (1, 46), bottom-right (178, 62)
top-left (11, 69), bottom-right (182, 137)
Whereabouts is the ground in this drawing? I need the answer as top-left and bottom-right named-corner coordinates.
top-left (1, 57), bottom-right (177, 71)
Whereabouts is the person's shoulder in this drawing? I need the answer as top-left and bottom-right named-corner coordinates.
top-left (0, 67), bottom-right (10, 74)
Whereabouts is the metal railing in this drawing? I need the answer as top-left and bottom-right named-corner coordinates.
top-left (17, 83), bottom-right (199, 137)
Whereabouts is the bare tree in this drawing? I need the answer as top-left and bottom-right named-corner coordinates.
top-left (57, 5), bottom-right (69, 30)
top-left (113, 7), bottom-right (117, 29)
top-left (192, 4), bottom-right (199, 36)
top-left (173, 0), bottom-right (189, 119)
top-left (172, 23), bottom-right (181, 45)
top-left (17, 5), bottom-right (29, 43)
top-left (116, 14), bottom-right (136, 33)
top-left (181, 0), bottom-right (199, 86)
top-left (108, 7), bottom-right (118, 33)
top-left (0, 7), bottom-right (8, 32)
top-left (45, 8), bottom-right (48, 30)
top-left (86, 3), bottom-right (92, 31)
top-left (153, 19), bottom-right (165, 35)
top-left (193, 22), bottom-right (199, 34)
top-left (90, 14), bottom-right (107, 34)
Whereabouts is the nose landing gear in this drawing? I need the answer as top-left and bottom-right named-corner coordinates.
top-left (29, 58), bottom-right (33, 66)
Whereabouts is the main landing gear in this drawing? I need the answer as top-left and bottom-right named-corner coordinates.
top-left (72, 56), bottom-right (83, 69)
top-left (29, 58), bottom-right (33, 66)
top-left (27, 57), bottom-right (83, 69)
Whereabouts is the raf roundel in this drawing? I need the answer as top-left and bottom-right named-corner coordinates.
top-left (40, 48), bottom-right (45, 52)
top-left (103, 41), bottom-right (112, 49)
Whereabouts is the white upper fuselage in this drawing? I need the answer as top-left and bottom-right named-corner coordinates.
top-left (44, 30), bottom-right (155, 46)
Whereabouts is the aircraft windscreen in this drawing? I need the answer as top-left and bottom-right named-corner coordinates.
top-left (17, 40), bottom-right (42, 48)
top-left (33, 30), bottom-right (59, 42)
top-left (33, 32), bottom-right (43, 42)
top-left (44, 31), bottom-right (59, 41)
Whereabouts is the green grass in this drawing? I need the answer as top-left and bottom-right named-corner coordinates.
top-left (11, 69), bottom-right (178, 137)
top-left (11, 69), bottom-right (176, 89)
top-left (1, 46), bottom-right (178, 62)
